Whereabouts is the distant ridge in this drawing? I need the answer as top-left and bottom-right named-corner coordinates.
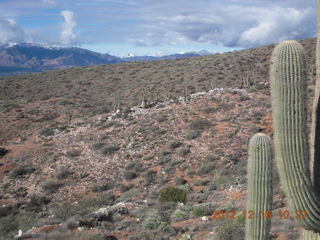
top-left (0, 43), bottom-right (210, 76)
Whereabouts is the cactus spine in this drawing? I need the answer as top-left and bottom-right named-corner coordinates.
top-left (270, 40), bottom-right (320, 235)
top-left (245, 133), bottom-right (273, 240)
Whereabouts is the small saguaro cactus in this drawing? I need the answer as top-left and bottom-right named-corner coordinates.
top-left (270, 40), bottom-right (320, 238)
top-left (245, 133), bottom-right (273, 240)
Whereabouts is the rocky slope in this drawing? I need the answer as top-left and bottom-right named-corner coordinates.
top-left (0, 38), bottom-right (317, 240)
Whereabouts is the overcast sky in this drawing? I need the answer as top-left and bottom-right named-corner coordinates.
top-left (0, 0), bottom-right (316, 56)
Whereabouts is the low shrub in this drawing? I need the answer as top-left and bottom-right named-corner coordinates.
top-left (185, 130), bottom-right (201, 140)
top-left (159, 186), bottom-right (187, 204)
top-left (169, 140), bottom-right (182, 149)
top-left (9, 166), bottom-right (35, 179)
top-left (101, 143), bottom-right (119, 155)
top-left (192, 205), bottom-right (212, 217)
top-left (0, 147), bottom-right (8, 157)
top-left (178, 147), bottom-right (190, 156)
top-left (189, 119), bottom-right (212, 131)
top-left (197, 163), bottom-right (215, 175)
top-left (170, 208), bottom-right (189, 222)
top-left (66, 149), bottom-right (81, 158)
top-left (143, 214), bottom-right (163, 230)
top-left (42, 180), bottom-right (62, 193)
top-left (215, 220), bottom-right (245, 240)
top-left (92, 183), bottom-right (112, 192)
top-left (123, 169), bottom-right (138, 180)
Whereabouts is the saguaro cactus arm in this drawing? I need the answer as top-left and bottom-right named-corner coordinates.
top-left (270, 40), bottom-right (320, 232)
top-left (245, 133), bottom-right (273, 240)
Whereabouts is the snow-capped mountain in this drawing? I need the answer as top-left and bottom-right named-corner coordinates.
top-left (0, 43), bottom-right (212, 76)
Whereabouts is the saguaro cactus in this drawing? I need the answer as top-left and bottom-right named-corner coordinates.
top-left (270, 40), bottom-right (320, 237)
top-left (245, 133), bottom-right (273, 240)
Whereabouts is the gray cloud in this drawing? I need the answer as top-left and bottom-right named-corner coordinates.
top-left (0, 18), bottom-right (25, 44)
top-left (0, 0), bottom-right (316, 49)
top-left (128, 1), bottom-right (316, 48)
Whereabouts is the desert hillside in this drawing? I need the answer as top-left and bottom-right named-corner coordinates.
top-left (0, 38), bottom-right (317, 240)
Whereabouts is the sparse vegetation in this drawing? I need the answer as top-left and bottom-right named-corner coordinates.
top-left (42, 180), bottom-right (62, 193)
top-left (101, 143), bottom-right (119, 155)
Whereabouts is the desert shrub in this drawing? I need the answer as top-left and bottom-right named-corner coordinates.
top-left (185, 130), bottom-right (201, 140)
top-left (214, 173), bottom-right (233, 187)
top-left (9, 165), bottom-right (35, 179)
top-left (175, 177), bottom-right (187, 185)
top-left (239, 95), bottom-right (251, 101)
top-left (0, 147), bottom-right (8, 157)
top-left (91, 142), bottom-right (105, 150)
top-left (101, 143), bottom-right (119, 155)
top-left (120, 188), bottom-right (139, 201)
top-left (123, 169), bottom-right (139, 180)
top-left (40, 126), bottom-right (55, 136)
top-left (159, 186), bottom-right (187, 204)
top-left (143, 170), bottom-right (156, 184)
top-left (56, 168), bottom-right (73, 179)
top-left (143, 214), bottom-right (163, 230)
top-left (27, 195), bottom-right (50, 212)
top-left (192, 205), bottom-right (212, 217)
top-left (178, 147), bottom-right (190, 156)
top-left (206, 154), bottom-right (218, 162)
top-left (159, 149), bottom-right (171, 156)
top-left (125, 161), bottom-right (143, 171)
top-left (170, 208), bottom-right (189, 222)
top-left (157, 201), bottom-right (177, 221)
top-left (118, 183), bottom-right (134, 192)
top-left (92, 183), bottom-right (112, 192)
top-left (42, 180), bottom-right (62, 193)
top-left (98, 192), bottom-right (115, 205)
top-left (194, 179), bottom-right (210, 186)
top-left (189, 118), bottom-right (212, 131)
top-left (197, 163), bottom-right (215, 175)
top-left (169, 140), bottom-right (182, 149)
top-left (66, 149), bottom-right (81, 158)
top-left (215, 220), bottom-right (245, 240)
top-left (0, 214), bottom-right (19, 238)
top-left (154, 113), bottom-right (168, 122)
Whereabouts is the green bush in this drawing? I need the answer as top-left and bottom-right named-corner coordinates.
top-left (215, 220), bottom-right (245, 240)
top-left (159, 186), bottom-right (187, 204)
top-left (170, 208), bottom-right (189, 222)
top-left (192, 205), bottom-right (212, 217)
top-left (143, 214), bottom-right (163, 230)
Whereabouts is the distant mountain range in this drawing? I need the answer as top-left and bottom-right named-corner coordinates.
top-left (0, 43), bottom-right (211, 76)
